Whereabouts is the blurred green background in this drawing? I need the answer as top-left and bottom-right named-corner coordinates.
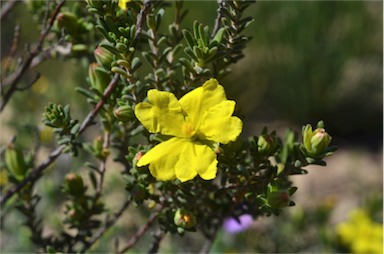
top-left (1, 1), bottom-right (382, 253)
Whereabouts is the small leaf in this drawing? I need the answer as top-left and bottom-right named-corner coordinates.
top-left (193, 20), bottom-right (200, 41)
top-left (184, 48), bottom-right (198, 62)
top-left (116, 59), bottom-right (130, 69)
top-left (182, 29), bottom-right (195, 49)
top-left (131, 57), bottom-right (142, 72)
top-left (70, 123), bottom-right (80, 135)
top-left (111, 66), bottom-right (129, 78)
top-left (210, 27), bottom-right (227, 47)
top-left (198, 24), bottom-right (208, 47)
top-left (142, 52), bottom-right (155, 68)
top-left (179, 58), bottom-right (196, 74)
top-left (89, 171), bottom-right (98, 190)
top-left (95, 25), bottom-right (113, 42)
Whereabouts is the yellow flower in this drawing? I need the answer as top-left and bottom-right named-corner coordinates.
top-left (118, 0), bottom-right (130, 10)
top-left (134, 78), bottom-right (242, 182)
top-left (336, 208), bottom-right (383, 254)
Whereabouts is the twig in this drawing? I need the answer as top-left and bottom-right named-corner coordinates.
top-left (0, 0), bottom-right (151, 205)
top-left (0, 0), bottom-right (66, 111)
top-left (0, 145), bottom-right (65, 206)
top-left (78, 73), bottom-right (120, 134)
top-left (148, 229), bottom-right (164, 254)
top-left (211, 0), bottom-right (224, 39)
top-left (118, 213), bottom-right (158, 254)
top-left (134, 0), bottom-right (151, 39)
top-left (96, 131), bottom-right (110, 194)
top-left (16, 73), bottom-right (41, 91)
top-left (199, 220), bottom-right (222, 254)
top-left (0, 73), bottom-right (120, 206)
top-left (1, 24), bottom-right (20, 86)
top-left (80, 198), bottom-right (132, 253)
top-left (0, 0), bottom-right (20, 20)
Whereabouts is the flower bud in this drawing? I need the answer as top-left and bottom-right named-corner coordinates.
top-left (174, 208), bottom-right (196, 229)
top-left (5, 145), bottom-right (27, 181)
top-left (94, 47), bottom-right (114, 69)
top-left (303, 124), bottom-right (332, 157)
top-left (57, 12), bottom-right (79, 35)
top-left (88, 63), bottom-right (111, 94)
top-left (257, 134), bottom-right (277, 156)
top-left (114, 105), bottom-right (134, 122)
top-left (65, 173), bottom-right (85, 196)
top-left (68, 209), bottom-right (77, 218)
top-left (268, 191), bottom-right (291, 209)
top-left (133, 151), bottom-right (144, 166)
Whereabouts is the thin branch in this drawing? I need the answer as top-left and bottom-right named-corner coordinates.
top-left (0, 0), bottom-right (151, 205)
top-left (16, 73), bottom-right (41, 91)
top-left (211, 0), bottom-right (224, 39)
top-left (1, 24), bottom-right (21, 86)
top-left (95, 131), bottom-right (110, 194)
top-left (199, 219), bottom-right (222, 254)
top-left (148, 229), bottom-right (164, 254)
top-left (118, 213), bottom-right (158, 254)
top-left (80, 198), bottom-right (132, 253)
top-left (0, 145), bottom-right (65, 206)
top-left (0, 0), bottom-right (66, 111)
top-left (199, 231), bottom-right (218, 254)
top-left (134, 0), bottom-right (151, 40)
top-left (0, 72), bottom-right (120, 206)
top-left (0, 0), bottom-right (20, 20)
top-left (78, 73), bottom-right (120, 134)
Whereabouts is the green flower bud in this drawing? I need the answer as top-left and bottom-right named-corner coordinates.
top-left (174, 208), bottom-right (196, 229)
top-left (268, 191), bottom-right (290, 209)
top-left (303, 124), bottom-right (332, 158)
top-left (88, 63), bottom-right (111, 94)
top-left (133, 151), bottom-right (144, 166)
top-left (57, 12), bottom-right (79, 35)
top-left (65, 173), bottom-right (85, 196)
top-left (114, 105), bottom-right (134, 122)
top-left (5, 145), bottom-right (27, 181)
top-left (257, 134), bottom-right (278, 156)
top-left (94, 46), bottom-right (114, 69)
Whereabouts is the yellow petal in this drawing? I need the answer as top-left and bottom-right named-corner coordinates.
top-left (199, 100), bottom-right (243, 144)
top-left (175, 141), bottom-right (218, 182)
top-left (137, 138), bottom-right (186, 181)
top-left (118, 0), bottom-right (130, 9)
top-left (134, 89), bottom-right (186, 137)
top-left (179, 78), bottom-right (226, 128)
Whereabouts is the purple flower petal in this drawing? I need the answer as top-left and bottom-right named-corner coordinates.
top-left (223, 214), bottom-right (253, 234)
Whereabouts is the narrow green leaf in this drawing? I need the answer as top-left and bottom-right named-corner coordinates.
top-left (184, 48), bottom-right (198, 62)
top-left (210, 27), bottom-right (227, 47)
top-left (111, 66), bottom-right (129, 78)
top-left (182, 29), bottom-right (195, 49)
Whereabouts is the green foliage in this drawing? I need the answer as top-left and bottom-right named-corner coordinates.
top-left (43, 103), bottom-right (82, 155)
top-left (0, 1), bottom-right (339, 253)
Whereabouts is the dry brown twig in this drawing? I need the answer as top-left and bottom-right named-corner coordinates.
top-left (0, 0), bottom-right (66, 111)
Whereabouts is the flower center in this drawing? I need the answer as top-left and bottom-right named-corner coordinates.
top-left (182, 122), bottom-right (196, 138)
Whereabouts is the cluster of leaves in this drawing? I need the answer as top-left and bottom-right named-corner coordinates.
top-left (0, 0), bottom-right (336, 253)
top-left (43, 103), bottom-right (81, 155)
